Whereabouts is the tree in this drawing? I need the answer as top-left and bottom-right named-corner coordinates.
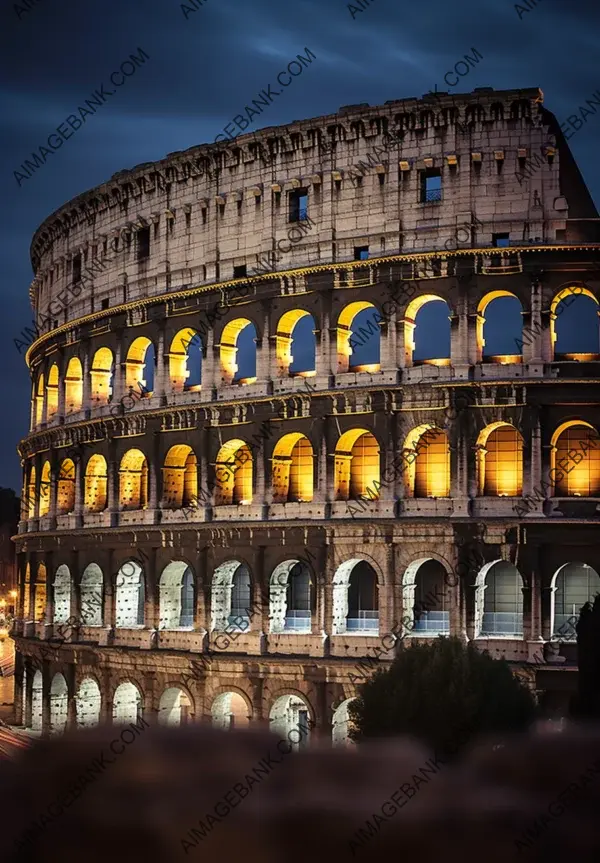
top-left (349, 636), bottom-right (536, 755)
top-left (573, 595), bottom-right (600, 720)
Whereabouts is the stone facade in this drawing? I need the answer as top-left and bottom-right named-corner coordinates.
top-left (12, 86), bottom-right (600, 739)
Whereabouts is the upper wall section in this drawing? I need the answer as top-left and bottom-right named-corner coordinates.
top-left (28, 87), bottom-right (588, 332)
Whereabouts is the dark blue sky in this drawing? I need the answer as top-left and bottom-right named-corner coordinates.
top-left (0, 0), bottom-right (598, 490)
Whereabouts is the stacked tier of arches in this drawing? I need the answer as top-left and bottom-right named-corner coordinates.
top-left (28, 286), bottom-right (600, 431)
top-left (23, 420), bottom-right (600, 518)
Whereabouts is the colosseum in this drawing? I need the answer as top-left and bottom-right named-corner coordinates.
top-left (12, 85), bottom-right (600, 741)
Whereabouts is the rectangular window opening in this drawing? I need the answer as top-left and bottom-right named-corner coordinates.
top-left (354, 247), bottom-right (369, 261)
top-left (289, 188), bottom-right (309, 223)
top-left (233, 265), bottom-right (247, 279)
top-left (72, 255), bottom-right (81, 284)
top-left (420, 169), bottom-right (442, 204)
top-left (137, 227), bottom-right (150, 261)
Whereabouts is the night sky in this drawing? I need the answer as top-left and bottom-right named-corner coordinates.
top-left (0, 0), bottom-right (598, 491)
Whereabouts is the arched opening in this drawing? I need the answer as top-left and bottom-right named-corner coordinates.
top-left (39, 461), bottom-right (51, 517)
top-left (211, 561), bottom-right (251, 631)
top-left (272, 434), bottom-right (314, 502)
top-left (57, 459), bottom-right (75, 514)
top-left (551, 563), bottom-right (600, 638)
top-left (334, 429), bottom-right (380, 501)
top-left (119, 449), bottom-right (148, 510)
top-left (53, 564), bottom-right (71, 624)
top-left (551, 421), bottom-right (600, 497)
top-left (269, 560), bottom-right (313, 633)
top-left (80, 563), bottom-right (103, 626)
top-left (475, 560), bottom-right (523, 637)
top-left (27, 466), bottom-right (36, 518)
top-left (159, 562), bottom-right (194, 629)
top-left (64, 357), bottom-right (83, 413)
top-left (220, 319), bottom-right (257, 385)
top-left (552, 288), bottom-right (600, 361)
top-left (332, 698), bottom-right (357, 747)
top-left (269, 694), bottom-right (311, 749)
top-left (90, 347), bottom-right (114, 406)
top-left (169, 328), bottom-right (202, 391)
top-left (405, 296), bottom-right (451, 365)
top-left (46, 364), bottom-right (59, 420)
top-left (337, 302), bottom-right (381, 374)
top-left (158, 687), bottom-right (193, 726)
top-left (125, 337), bottom-right (155, 395)
top-left (211, 692), bottom-right (250, 730)
top-left (477, 422), bottom-right (523, 496)
top-left (477, 292), bottom-right (523, 363)
top-left (76, 677), bottom-right (101, 728)
top-left (115, 561), bottom-right (145, 627)
top-left (275, 310), bottom-right (316, 376)
top-left (332, 559), bottom-right (379, 634)
top-left (162, 445), bottom-right (198, 509)
top-left (50, 673), bottom-right (68, 736)
top-left (215, 440), bottom-right (252, 505)
top-left (113, 681), bottom-right (142, 724)
top-left (31, 670), bottom-right (43, 733)
top-left (35, 373), bottom-right (44, 425)
top-left (402, 558), bottom-right (450, 635)
top-left (403, 425), bottom-right (450, 498)
top-left (34, 563), bottom-right (46, 622)
top-left (23, 563), bottom-right (31, 619)
top-left (84, 454), bottom-right (108, 512)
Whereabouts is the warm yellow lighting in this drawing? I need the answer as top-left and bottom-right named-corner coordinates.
top-left (487, 354), bottom-right (523, 365)
top-left (477, 423), bottom-right (523, 497)
top-left (336, 301), bottom-right (376, 374)
top-left (27, 465), bottom-right (36, 518)
top-left (35, 372), bottom-right (44, 425)
top-left (125, 337), bottom-right (153, 393)
top-left (275, 309), bottom-right (313, 376)
top-left (119, 448), bottom-right (149, 510)
top-left (46, 364), bottom-right (59, 420)
top-left (90, 347), bottom-right (114, 406)
top-left (215, 440), bottom-right (252, 505)
top-left (220, 319), bottom-right (254, 384)
top-left (162, 445), bottom-right (198, 509)
top-left (39, 461), bottom-right (51, 516)
top-left (64, 356), bottom-right (83, 413)
top-left (272, 434), bottom-right (314, 502)
top-left (476, 291), bottom-right (521, 360)
top-left (84, 454), bottom-right (108, 512)
top-left (34, 563), bottom-right (46, 622)
top-left (238, 376), bottom-right (257, 385)
top-left (404, 295), bottom-right (448, 363)
top-left (57, 459), bottom-right (76, 514)
top-left (552, 421), bottom-right (600, 497)
top-left (169, 328), bottom-right (200, 391)
top-left (335, 429), bottom-right (380, 500)
top-left (10, 591), bottom-right (17, 598)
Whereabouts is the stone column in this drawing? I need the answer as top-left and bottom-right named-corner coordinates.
top-left (45, 551), bottom-right (55, 625)
top-left (202, 330), bottom-right (217, 395)
top-left (112, 331), bottom-right (125, 406)
top-left (41, 666), bottom-right (51, 737)
top-left (316, 302), bottom-right (333, 380)
top-left (23, 660), bottom-right (33, 728)
top-left (74, 453), bottom-right (84, 525)
top-left (154, 325), bottom-right (167, 399)
top-left (525, 278), bottom-right (545, 365)
top-left (255, 303), bottom-right (272, 383)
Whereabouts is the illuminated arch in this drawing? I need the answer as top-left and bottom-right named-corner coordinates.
top-left (53, 564), bottom-right (71, 624)
top-left (403, 425), bottom-right (450, 498)
top-left (551, 562), bottom-right (600, 638)
top-left (80, 563), bottom-right (103, 626)
top-left (477, 422), bottom-right (523, 497)
top-left (269, 694), bottom-right (312, 749)
top-left (219, 318), bottom-right (256, 385)
top-left (27, 465), bottom-right (36, 518)
top-left (169, 328), bottom-right (202, 391)
top-left (211, 691), bottom-right (251, 730)
top-left (404, 295), bottom-right (451, 365)
top-left (332, 558), bottom-right (379, 634)
top-left (76, 677), bottom-right (101, 728)
top-left (46, 364), bottom-right (59, 420)
top-left (272, 433), bottom-right (314, 502)
top-left (34, 563), bottom-right (46, 622)
top-left (476, 291), bottom-right (523, 363)
top-left (551, 286), bottom-right (599, 360)
top-left (475, 560), bottom-right (523, 637)
top-left (334, 429), bottom-right (380, 501)
top-left (50, 673), bottom-right (68, 735)
top-left (90, 347), bottom-right (114, 405)
top-left (214, 440), bottom-right (252, 505)
top-left (158, 561), bottom-right (194, 629)
top-left (84, 454), bottom-right (108, 512)
top-left (57, 458), bottom-right (75, 514)
top-left (158, 687), bottom-right (193, 726)
top-left (113, 680), bottom-right (142, 724)
top-left (39, 460), bottom-right (51, 516)
top-left (336, 301), bottom-right (380, 374)
top-left (35, 372), bottom-right (44, 425)
top-left (275, 309), bottom-right (316, 376)
top-left (125, 337), bottom-right (154, 393)
top-left (119, 449), bottom-right (148, 510)
top-left (31, 670), bottom-right (43, 732)
top-left (550, 420), bottom-right (600, 497)
top-left (64, 357), bottom-right (83, 413)
top-left (162, 445), bottom-right (198, 509)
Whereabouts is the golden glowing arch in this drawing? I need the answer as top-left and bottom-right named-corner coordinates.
top-left (334, 429), bottom-right (380, 500)
top-left (220, 318), bottom-right (255, 384)
top-left (550, 420), bottom-right (600, 497)
top-left (90, 347), bottom-right (114, 405)
top-left (476, 290), bottom-right (522, 362)
top-left (402, 425), bottom-right (450, 498)
top-left (163, 444), bottom-right (198, 509)
top-left (476, 422), bottom-right (523, 497)
top-left (275, 310), bottom-right (314, 376)
top-left (404, 295), bottom-right (449, 365)
top-left (336, 302), bottom-right (378, 373)
top-left (64, 357), bottom-right (83, 414)
top-left (119, 448), bottom-right (148, 510)
top-left (272, 433), bottom-right (314, 502)
top-left (215, 439), bottom-right (252, 505)
top-left (84, 454), bottom-right (108, 512)
top-left (125, 337), bottom-right (153, 392)
top-left (550, 286), bottom-right (599, 355)
top-left (57, 458), bottom-right (75, 514)
top-left (46, 364), bottom-right (59, 420)
top-left (27, 465), bottom-right (36, 518)
top-left (39, 460), bottom-right (51, 516)
top-left (169, 328), bottom-right (201, 391)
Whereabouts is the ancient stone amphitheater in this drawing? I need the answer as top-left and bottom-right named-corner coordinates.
top-left (12, 85), bottom-right (600, 739)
